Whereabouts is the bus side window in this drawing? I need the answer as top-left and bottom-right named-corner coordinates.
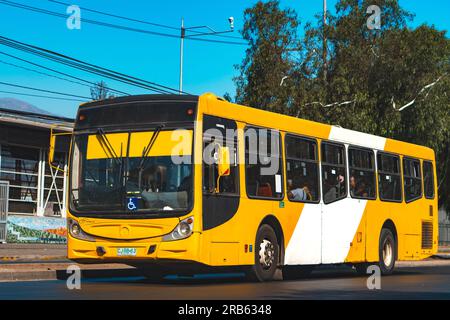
top-left (377, 152), bottom-right (402, 202)
top-left (245, 127), bottom-right (283, 199)
top-left (321, 142), bottom-right (347, 204)
top-left (423, 161), bottom-right (435, 199)
top-left (285, 134), bottom-right (319, 202)
top-left (348, 147), bottom-right (376, 200)
top-left (403, 157), bottom-right (422, 202)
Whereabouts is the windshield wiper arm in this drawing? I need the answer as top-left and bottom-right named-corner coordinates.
top-left (136, 125), bottom-right (164, 189)
top-left (138, 125), bottom-right (164, 170)
top-left (96, 128), bottom-right (122, 167)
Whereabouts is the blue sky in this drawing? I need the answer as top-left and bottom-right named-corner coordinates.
top-left (0, 0), bottom-right (448, 118)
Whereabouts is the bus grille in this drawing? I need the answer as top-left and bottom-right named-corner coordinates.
top-left (422, 221), bottom-right (433, 249)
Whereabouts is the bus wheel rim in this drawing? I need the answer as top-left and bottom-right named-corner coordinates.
top-left (259, 239), bottom-right (275, 270)
top-left (383, 239), bottom-right (393, 267)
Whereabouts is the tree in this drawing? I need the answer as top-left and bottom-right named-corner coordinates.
top-left (234, 0), bottom-right (299, 113)
top-left (90, 81), bottom-right (113, 100)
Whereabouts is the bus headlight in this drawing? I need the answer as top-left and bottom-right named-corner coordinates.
top-left (162, 217), bottom-right (194, 241)
top-left (68, 218), bottom-right (96, 242)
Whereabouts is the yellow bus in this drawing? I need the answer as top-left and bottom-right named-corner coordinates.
top-left (53, 93), bottom-right (438, 281)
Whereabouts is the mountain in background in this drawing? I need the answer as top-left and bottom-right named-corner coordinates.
top-left (0, 97), bottom-right (53, 115)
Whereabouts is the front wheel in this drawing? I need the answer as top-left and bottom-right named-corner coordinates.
top-left (246, 224), bottom-right (279, 282)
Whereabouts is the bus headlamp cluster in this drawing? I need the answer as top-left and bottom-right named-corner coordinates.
top-left (162, 217), bottom-right (194, 241)
top-left (68, 218), bottom-right (96, 242)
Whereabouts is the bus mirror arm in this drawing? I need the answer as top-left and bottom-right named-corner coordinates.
top-left (49, 127), bottom-right (71, 173)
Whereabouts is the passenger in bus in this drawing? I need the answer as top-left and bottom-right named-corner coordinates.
top-left (350, 175), bottom-right (368, 198)
top-left (323, 173), bottom-right (345, 203)
top-left (287, 180), bottom-right (312, 201)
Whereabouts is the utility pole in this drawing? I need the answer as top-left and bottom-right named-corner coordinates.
top-left (179, 18), bottom-right (185, 94)
top-left (323, 0), bottom-right (327, 82)
top-left (178, 17), bottom-right (235, 94)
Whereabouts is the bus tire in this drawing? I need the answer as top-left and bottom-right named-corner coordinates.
top-left (379, 228), bottom-right (396, 275)
top-left (246, 224), bottom-right (279, 282)
top-left (282, 265), bottom-right (314, 280)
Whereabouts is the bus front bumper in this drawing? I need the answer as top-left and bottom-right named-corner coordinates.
top-left (67, 232), bottom-right (201, 264)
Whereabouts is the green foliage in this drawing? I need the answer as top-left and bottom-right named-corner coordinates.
top-left (233, 0), bottom-right (450, 212)
top-left (234, 1), bottom-right (299, 113)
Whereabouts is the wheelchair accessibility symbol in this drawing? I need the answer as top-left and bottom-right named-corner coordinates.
top-left (127, 197), bottom-right (138, 211)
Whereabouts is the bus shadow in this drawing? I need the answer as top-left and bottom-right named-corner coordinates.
top-left (58, 264), bottom-right (428, 286)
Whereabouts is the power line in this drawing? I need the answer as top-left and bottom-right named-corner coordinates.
top-left (0, 58), bottom-right (94, 90)
top-left (0, 80), bottom-right (92, 99)
top-left (0, 39), bottom-right (173, 94)
top-left (0, 0), bottom-right (247, 46)
top-left (0, 51), bottom-right (130, 96)
top-left (48, 0), bottom-right (244, 41)
top-left (0, 35), bottom-right (181, 94)
top-left (49, 0), bottom-right (179, 31)
top-left (0, 89), bottom-right (87, 102)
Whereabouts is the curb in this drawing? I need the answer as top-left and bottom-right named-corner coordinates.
top-left (0, 256), bottom-right (67, 262)
top-left (0, 266), bottom-right (140, 282)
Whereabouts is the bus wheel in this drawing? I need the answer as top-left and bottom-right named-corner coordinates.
top-left (379, 228), bottom-right (396, 275)
top-left (282, 265), bottom-right (314, 280)
top-left (246, 224), bottom-right (279, 282)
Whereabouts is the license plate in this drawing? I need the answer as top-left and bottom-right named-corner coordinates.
top-left (117, 248), bottom-right (137, 256)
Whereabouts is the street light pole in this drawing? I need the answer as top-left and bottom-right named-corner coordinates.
top-left (178, 18), bottom-right (235, 94)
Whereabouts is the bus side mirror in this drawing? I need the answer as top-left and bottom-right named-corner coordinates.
top-left (49, 129), bottom-right (71, 172)
top-left (49, 133), bottom-right (56, 165)
top-left (218, 146), bottom-right (231, 177)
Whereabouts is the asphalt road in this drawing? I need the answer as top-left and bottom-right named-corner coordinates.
top-left (1, 264), bottom-right (450, 300)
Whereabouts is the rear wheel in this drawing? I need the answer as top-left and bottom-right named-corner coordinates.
top-left (353, 228), bottom-right (396, 276)
top-left (379, 228), bottom-right (396, 275)
top-left (246, 224), bottom-right (279, 282)
top-left (282, 265), bottom-right (314, 280)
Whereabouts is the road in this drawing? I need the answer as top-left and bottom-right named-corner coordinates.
top-left (1, 263), bottom-right (450, 300)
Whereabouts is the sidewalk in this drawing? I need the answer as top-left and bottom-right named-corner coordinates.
top-left (0, 244), bottom-right (67, 262)
top-left (0, 244), bottom-right (136, 282)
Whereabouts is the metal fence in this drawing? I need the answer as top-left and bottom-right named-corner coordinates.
top-left (439, 223), bottom-right (450, 246)
top-left (0, 181), bottom-right (9, 243)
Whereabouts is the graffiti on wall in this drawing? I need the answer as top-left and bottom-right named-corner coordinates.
top-left (7, 216), bottom-right (67, 243)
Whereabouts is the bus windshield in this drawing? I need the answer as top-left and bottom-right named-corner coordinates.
top-left (70, 129), bottom-right (193, 215)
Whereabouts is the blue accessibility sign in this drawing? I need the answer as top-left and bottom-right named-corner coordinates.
top-left (127, 197), bottom-right (139, 211)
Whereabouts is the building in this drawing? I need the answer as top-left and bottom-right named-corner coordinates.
top-left (0, 107), bottom-right (73, 243)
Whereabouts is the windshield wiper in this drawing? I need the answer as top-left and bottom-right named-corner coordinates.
top-left (136, 125), bottom-right (164, 188)
top-left (96, 128), bottom-right (122, 167)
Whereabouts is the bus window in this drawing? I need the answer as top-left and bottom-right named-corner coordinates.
top-left (245, 127), bottom-right (283, 199)
top-left (202, 115), bottom-right (239, 195)
top-left (285, 135), bottom-right (319, 202)
top-left (403, 157), bottom-right (422, 202)
top-left (377, 152), bottom-right (402, 202)
top-left (423, 161), bottom-right (435, 199)
top-left (321, 142), bottom-right (347, 204)
top-left (348, 147), bottom-right (376, 200)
